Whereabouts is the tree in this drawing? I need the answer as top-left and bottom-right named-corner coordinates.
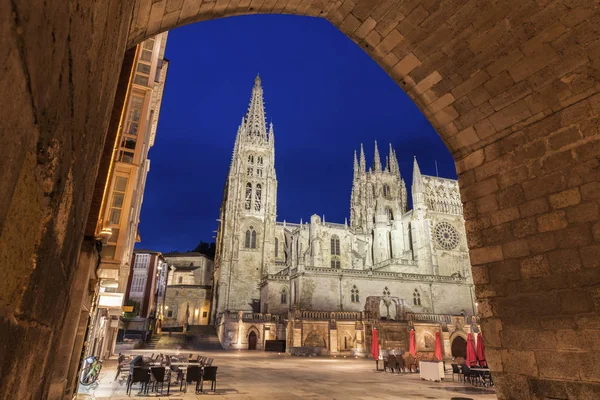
top-left (191, 241), bottom-right (216, 259)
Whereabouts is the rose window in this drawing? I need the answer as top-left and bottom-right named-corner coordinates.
top-left (434, 222), bottom-right (459, 250)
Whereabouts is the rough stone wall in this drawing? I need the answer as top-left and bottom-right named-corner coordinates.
top-left (0, 1), bottom-right (134, 398)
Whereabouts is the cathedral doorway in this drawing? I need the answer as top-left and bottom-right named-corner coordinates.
top-left (451, 336), bottom-right (467, 359)
top-left (248, 331), bottom-right (257, 350)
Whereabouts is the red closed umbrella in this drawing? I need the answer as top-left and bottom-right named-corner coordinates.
top-left (409, 329), bottom-right (417, 356)
top-left (434, 331), bottom-right (443, 361)
top-left (371, 328), bottom-right (380, 360)
top-left (466, 333), bottom-right (477, 366)
top-left (476, 332), bottom-right (487, 366)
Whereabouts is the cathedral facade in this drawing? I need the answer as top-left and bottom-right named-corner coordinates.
top-left (213, 77), bottom-right (479, 355)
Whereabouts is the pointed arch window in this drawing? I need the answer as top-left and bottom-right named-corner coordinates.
top-left (256, 168), bottom-right (263, 177)
top-left (275, 238), bottom-right (279, 257)
top-left (330, 235), bottom-right (341, 268)
top-left (245, 183), bottom-right (252, 210)
top-left (257, 156), bottom-right (263, 165)
top-left (248, 155), bottom-right (254, 164)
top-left (281, 287), bottom-right (288, 304)
top-left (245, 226), bottom-right (257, 249)
top-left (388, 232), bottom-right (393, 259)
top-left (247, 167), bottom-right (253, 176)
top-left (254, 184), bottom-right (262, 211)
top-left (413, 289), bottom-right (421, 306)
top-left (351, 285), bottom-right (359, 303)
top-left (330, 236), bottom-right (340, 256)
top-left (383, 184), bottom-right (391, 198)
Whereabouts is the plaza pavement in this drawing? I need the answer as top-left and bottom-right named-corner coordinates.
top-left (77, 350), bottom-right (497, 400)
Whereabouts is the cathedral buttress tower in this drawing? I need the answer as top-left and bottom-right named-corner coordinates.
top-left (410, 157), bottom-right (434, 273)
top-left (215, 75), bottom-right (277, 314)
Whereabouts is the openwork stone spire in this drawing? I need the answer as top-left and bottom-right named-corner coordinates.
top-left (243, 74), bottom-right (268, 144)
top-left (373, 141), bottom-right (382, 172)
top-left (359, 143), bottom-right (366, 173)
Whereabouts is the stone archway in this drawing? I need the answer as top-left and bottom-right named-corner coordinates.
top-left (248, 331), bottom-right (258, 350)
top-left (3, 1), bottom-right (600, 399)
top-left (451, 336), bottom-right (467, 359)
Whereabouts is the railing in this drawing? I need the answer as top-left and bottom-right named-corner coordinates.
top-left (242, 313), bottom-right (280, 323)
top-left (406, 313), bottom-right (453, 324)
top-left (221, 312), bottom-right (281, 323)
top-left (300, 267), bottom-right (467, 282)
top-left (289, 310), bottom-right (369, 321)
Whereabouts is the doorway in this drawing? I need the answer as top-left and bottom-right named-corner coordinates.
top-left (248, 331), bottom-right (257, 350)
top-left (451, 336), bottom-right (467, 359)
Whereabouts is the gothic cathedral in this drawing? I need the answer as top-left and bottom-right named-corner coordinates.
top-left (213, 77), bottom-right (478, 352)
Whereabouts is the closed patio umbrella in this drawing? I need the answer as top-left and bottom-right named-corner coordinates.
top-left (466, 333), bottom-right (477, 366)
top-left (409, 329), bottom-right (417, 356)
top-left (434, 331), bottom-right (443, 361)
top-left (371, 328), bottom-right (380, 360)
top-left (476, 332), bottom-right (487, 366)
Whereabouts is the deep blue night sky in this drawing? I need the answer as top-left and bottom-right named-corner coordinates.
top-left (136, 15), bottom-right (456, 253)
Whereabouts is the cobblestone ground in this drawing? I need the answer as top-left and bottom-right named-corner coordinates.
top-left (77, 350), bottom-right (497, 399)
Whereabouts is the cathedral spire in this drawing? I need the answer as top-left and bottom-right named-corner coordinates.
top-left (412, 156), bottom-right (424, 194)
top-left (359, 143), bottom-right (366, 173)
top-left (353, 150), bottom-right (359, 180)
top-left (243, 74), bottom-right (268, 143)
top-left (373, 141), bottom-right (382, 172)
top-left (392, 149), bottom-right (401, 177)
top-left (384, 156), bottom-right (389, 172)
top-left (388, 143), bottom-right (395, 173)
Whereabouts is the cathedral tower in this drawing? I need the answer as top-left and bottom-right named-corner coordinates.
top-left (214, 75), bottom-right (277, 314)
top-left (350, 142), bottom-right (408, 265)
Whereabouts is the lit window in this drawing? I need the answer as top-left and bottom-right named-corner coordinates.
top-left (108, 176), bottom-right (128, 225)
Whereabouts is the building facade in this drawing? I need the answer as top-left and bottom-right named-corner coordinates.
top-left (125, 250), bottom-right (167, 319)
top-left (84, 32), bottom-right (169, 361)
top-left (214, 77), bottom-right (478, 356)
top-left (163, 253), bottom-right (214, 328)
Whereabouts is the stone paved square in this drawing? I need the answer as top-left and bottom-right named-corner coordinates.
top-left (77, 350), bottom-right (497, 399)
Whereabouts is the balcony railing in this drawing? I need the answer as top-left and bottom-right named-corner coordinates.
top-left (289, 310), bottom-right (369, 321)
top-left (406, 313), bottom-right (453, 324)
